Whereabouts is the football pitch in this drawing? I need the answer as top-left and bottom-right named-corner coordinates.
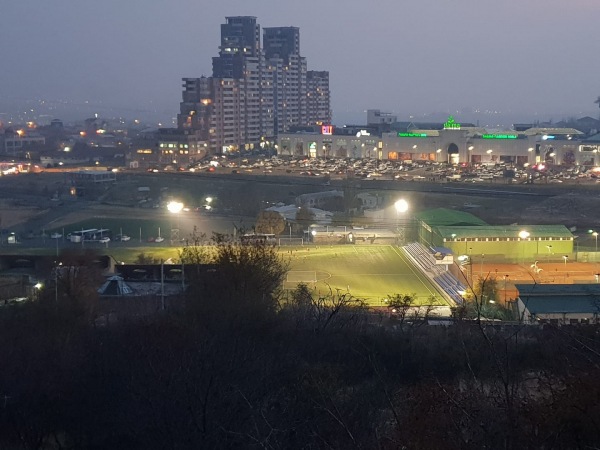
top-left (281, 245), bottom-right (449, 307)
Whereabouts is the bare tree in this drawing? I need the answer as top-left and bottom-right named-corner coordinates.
top-left (254, 210), bottom-right (285, 235)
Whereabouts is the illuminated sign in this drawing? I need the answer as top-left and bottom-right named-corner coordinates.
top-left (443, 115), bottom-right (461, 130)
top-left (355, 130), bottom-right (370, 137)
top-left (321, 125), bottom-right (334, 135)
top-left (481, 134), bottom-right (518, 139)
top-left (397, 132), bottom-right (428, 138)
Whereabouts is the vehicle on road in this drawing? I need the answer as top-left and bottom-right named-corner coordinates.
top-left (99, 237), bottom-right (111, 244)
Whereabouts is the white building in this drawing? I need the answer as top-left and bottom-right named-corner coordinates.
top-left (278, 116), bottom-right (591, 167)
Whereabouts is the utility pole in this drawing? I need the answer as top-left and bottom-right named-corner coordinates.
top-left (160, 259), bottom-right (165, 310)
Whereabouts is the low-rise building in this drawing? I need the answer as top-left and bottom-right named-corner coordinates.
top-left (516, 284), bottom-right (600, 324)
top-left (278, 115), bottom-right (593, 167)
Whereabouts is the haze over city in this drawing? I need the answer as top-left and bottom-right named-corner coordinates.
top-left (2, 0), bottom-right (600, 126)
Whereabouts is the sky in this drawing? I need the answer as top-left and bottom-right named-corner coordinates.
top-left (2, 0), bottom-right (600, 126)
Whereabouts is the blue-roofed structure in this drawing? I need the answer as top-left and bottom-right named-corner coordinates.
top-left (516, 283), bottom-right (600, 324)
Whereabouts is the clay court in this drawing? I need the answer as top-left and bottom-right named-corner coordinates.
top-left (471, 260), bottom-right (600, 304)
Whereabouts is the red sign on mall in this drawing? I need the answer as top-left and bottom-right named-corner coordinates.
top-left (321, 125), bottom-right (334, 135)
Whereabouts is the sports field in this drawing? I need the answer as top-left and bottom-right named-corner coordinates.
top-left (282, 245), bottom-right (449, 307)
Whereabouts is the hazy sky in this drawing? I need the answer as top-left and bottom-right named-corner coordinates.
top-left (2, 0), bottom-right (600, 124)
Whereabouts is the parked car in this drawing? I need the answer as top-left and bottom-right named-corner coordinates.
top-left (50, 232), bottom-right (62, 239)
top-left (99, 237), bottom-right (110, 243)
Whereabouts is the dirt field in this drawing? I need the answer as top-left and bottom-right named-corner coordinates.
top-left (0, 200), bottom-right (48, 228)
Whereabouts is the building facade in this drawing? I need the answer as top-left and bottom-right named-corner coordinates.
top-left (263, 27), bottom-right (308, 133)
top-left (277, 116), bottom-right (595, 167)
top-left (306, 71), bottom-right (331, 125)
top-left (178, 16), bottom-right (330, 155)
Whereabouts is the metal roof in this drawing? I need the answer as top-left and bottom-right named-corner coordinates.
top-left (516, 284), bottom-right (600, 314)
top-left (523, 127), bottom-right (584, 136)
top-left (414, 208), bottom-right (488, 227)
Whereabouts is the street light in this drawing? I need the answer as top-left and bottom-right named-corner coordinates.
top-left (593, 231), bottom-right (598, 253)
top-left (480, 253), bottom-right (485, 277)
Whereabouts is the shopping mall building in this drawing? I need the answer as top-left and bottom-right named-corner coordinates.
top-left (277, 116), bottom-right (599, 167)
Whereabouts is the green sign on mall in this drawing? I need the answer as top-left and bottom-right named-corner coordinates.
top-left (443, 116), bottom-right (461, 130)
top-left (481, 134), bottom-right (518, 139)
top-left (397, 132), bottom-right (428, 138)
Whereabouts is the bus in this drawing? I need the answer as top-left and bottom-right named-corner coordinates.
top-left (69, 228), bottom-right (111, 243)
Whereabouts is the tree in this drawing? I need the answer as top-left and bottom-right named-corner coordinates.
top-left (186, 241), bottom-right (289, 325)
top-left (37, 248), bottom-right (104, 326)
top-left (385, 292), bottom-right (435, 332)
top-left (255, 210), bottom-right (285, 235)
top-left (135, 252), bottom-right (160, 265)
top-left (295, 206), bottom-right (314, 228)
top-left (284, 284), bottom-right (368, 333)
top-left (178, 226), bottom-right (212, 265)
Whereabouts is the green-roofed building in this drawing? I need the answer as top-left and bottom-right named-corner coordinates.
top-left (414, 208), bottom-right (488, 227)
top-left (413, 208), bottom-right (574, 263)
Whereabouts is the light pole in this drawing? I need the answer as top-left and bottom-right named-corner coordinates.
top-left (394, 199), bottom-right (409, 244)
top-left (457, 255), bottom-right (471, 285)
top-left (55, 262), bottom-right (62, 304)
top-left (593, 231), bottom-right (598, 253)
top-left (504, 274), bottom-right (509, 303)
top-left (519, 230), bottom-right (530, 264)
top-left (167, 201), bottom-right (184, 245)
top-left (33, 282), bottom-right (43, 301)
top-left (480, 253), bottom-right (484, 277)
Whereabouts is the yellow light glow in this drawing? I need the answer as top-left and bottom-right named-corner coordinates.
top-left (395, 199), bottom-right (409, 213)
top-left (167, 201), bottom-right (184, 214)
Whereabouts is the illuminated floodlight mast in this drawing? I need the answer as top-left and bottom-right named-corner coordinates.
top-left (167, 201), bottom-right (184, 214)
top-left (394, 199), bottom-right (410, 244)
top-left (167, 201), bottom-right (184, 244)
top-left (519, 230), bottom-right (530, 264)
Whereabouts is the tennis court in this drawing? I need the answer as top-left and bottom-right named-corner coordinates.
top-left (282, 245), bottom-right (449, 306)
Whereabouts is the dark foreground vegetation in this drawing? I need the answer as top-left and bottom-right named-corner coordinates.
top-left (1, 242), bottom-right (599, 449)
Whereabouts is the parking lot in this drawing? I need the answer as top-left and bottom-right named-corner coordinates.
top-left (182, 154), bottom-right (600, 185)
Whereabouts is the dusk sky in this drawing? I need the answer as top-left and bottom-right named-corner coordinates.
top-left (2, 0), bottom-right (599, 125)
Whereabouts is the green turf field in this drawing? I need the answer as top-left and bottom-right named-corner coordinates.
top-left (282, 245), bottom-right (448, 307)
top-left (7, 241), bottom-right (448, 307)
